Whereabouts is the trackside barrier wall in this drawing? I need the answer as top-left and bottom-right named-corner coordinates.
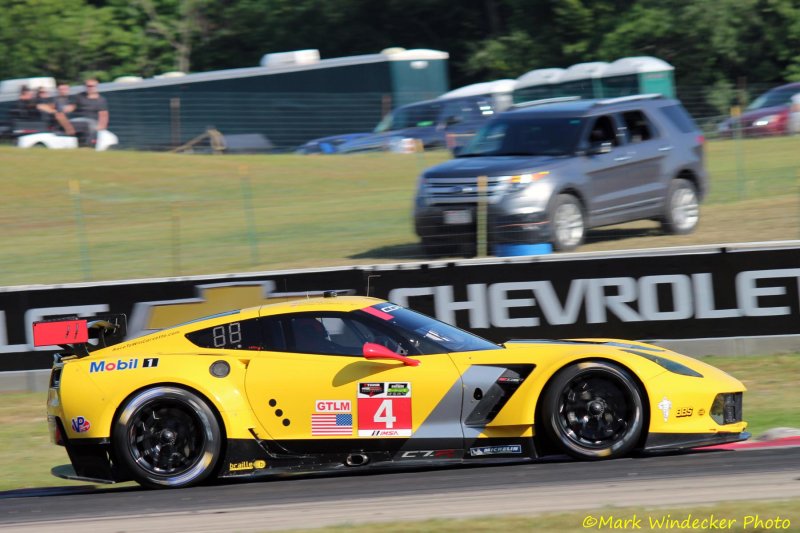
top-left (1, 243), bottom-right (798, 373)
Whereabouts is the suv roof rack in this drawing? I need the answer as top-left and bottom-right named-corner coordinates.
top-left (594, 93), bottom-right (664, 106)
top-left (511, 96), bottom-right (582, 109)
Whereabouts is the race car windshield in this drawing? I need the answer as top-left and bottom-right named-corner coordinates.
top-left (358, 303), bottom-right (501, 353)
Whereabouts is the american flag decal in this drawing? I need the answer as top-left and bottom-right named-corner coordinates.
top-left (311, 413), bottom-right (353, 436)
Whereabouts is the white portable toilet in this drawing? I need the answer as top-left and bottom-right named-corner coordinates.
top-left (513, 68), bottom-right (565, 104)
top-left (439, 79), bottom-right (516, 111)
top-left (556, 62), bottom-right (609, 98)
top-left (601, 56), bottom-right (675, 97)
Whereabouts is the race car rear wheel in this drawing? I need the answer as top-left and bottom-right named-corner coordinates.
top-left (541, 361), bottom-right (644, 460)
top-left (112, 386), bottom-right (222, 489)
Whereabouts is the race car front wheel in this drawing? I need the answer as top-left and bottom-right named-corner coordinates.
top-left (541, 361), bottom-right (644, 460)
top-left (112, 386), bottom-right (222, 489)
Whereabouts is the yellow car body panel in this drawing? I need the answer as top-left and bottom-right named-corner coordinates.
top-left (57, 353), bottom-right (262, 441)
top-left (39, 295), bottom-right (748, 488)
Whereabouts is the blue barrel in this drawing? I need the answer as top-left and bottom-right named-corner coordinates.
top-left (494, 243), bottom-right (553, 257)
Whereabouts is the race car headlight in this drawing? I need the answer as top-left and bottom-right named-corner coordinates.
top-left (710, 392), bottom-right (743, 425)
top-left (623, 349), bottom-right (703, 377)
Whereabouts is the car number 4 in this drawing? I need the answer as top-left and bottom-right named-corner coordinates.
top-left (374, 399), bottom-right (397, 428)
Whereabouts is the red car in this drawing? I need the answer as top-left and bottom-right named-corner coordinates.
top-left (717, 82), bottom-right (800, 137)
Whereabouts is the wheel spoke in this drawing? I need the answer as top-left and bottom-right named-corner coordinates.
top-left (557, 372), bottom-right (635, 447)
top-left (127, 402), bottom-right (206, 476)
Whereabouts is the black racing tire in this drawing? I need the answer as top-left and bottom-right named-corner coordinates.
top-left (112, 386), bottom-right (222, 489)
top-left (549, 194), bottom-right (585, 251)
top-left (661, 178), bottom-right (699, 235)
top-left (541, 361), bottom-right (644, 460)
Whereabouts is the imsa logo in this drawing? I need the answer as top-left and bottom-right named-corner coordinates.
top-left (89, 358), bottom-right (159, 373)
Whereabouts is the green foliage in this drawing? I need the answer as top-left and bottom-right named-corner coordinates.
top-left (0, 0), bottom-right (114, 82)
top-left (705, 79), bottom-right (737, 116)
top-left (461, 31), bottom-right (543, 80)
top-left (1, 0), bottom-right (800, 89)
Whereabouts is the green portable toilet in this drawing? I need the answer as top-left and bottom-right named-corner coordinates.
top-left (556, 62), bottom-right (609, 98)
top-left (513, 68), bottom-right (565, 104)
top-left (385, 48), bottom-right (450, 107)
top-left (601, 56), bottom-right (675, 98)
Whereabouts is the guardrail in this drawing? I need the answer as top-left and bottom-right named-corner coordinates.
top-left (2, 241), bottom-right (798, 372)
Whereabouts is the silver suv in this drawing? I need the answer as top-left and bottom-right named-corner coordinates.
top-left (413, 95), bottom-right (707, 253)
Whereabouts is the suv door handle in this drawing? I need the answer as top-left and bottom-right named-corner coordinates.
top-left (658, 146), bottom-right (673, 152)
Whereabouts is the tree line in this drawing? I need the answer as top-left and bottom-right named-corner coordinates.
top-left (2, 0), bottom-right (799, 99)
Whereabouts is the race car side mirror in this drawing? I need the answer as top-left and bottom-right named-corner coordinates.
top-left (362, 342), bottom-right (420, 366)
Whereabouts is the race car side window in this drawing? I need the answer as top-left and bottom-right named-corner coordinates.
top-left (258, 312), bottom-right (421, 357)
top-left (185, 317), bottom-right (264, 350)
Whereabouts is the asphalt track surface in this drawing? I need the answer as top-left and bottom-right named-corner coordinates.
top-left (1, 445), bottom-right (798, 532)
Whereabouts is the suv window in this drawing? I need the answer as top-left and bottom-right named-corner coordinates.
top-left (461, 116), bottom-right (584, 156)
top-left (587, 115), bottom-right (619, 147)
top-left (659, 104), bottom-right (698, 133)
top-left (621, 110), bottom-right (657, 143)
top-left (374, 102), bottom-right (444, 132)
top-left (442, 98), bottom-right (493, 125)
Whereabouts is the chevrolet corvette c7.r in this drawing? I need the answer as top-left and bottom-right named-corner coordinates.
top-left (34, 295), bottom-right (748, 488)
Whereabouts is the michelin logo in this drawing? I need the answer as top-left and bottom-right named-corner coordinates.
top-left (469, 445), bottom-right (522, 456)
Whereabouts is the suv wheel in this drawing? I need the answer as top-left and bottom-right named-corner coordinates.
top-left (550, 194), bottom-right (585, 251)
top-left (661, 179), bottom-right (699, 235)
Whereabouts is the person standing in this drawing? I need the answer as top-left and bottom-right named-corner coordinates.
top-left (71, 78), bottom-right (109, 144)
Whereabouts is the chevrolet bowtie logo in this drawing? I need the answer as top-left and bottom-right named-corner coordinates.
top-left (127, 281), bottom-right (353, 335)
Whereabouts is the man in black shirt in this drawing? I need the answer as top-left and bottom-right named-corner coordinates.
top-left (9, 86), bottom-right (40, 121)
top-left (53, 83), bottom-right (75, 114)
top-left (32, 84), bottom-right (77, 135)
top-left (71, 78), bottom-right (109, 144)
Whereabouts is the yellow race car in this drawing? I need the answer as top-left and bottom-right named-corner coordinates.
top-left (34, 295), bottom-right (747, 489)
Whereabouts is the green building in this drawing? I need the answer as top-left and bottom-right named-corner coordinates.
top-left (2, 49), bottom-right (450, 151)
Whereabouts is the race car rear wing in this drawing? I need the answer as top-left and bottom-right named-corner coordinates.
top-left (33, 314), bottom-right (127, 357)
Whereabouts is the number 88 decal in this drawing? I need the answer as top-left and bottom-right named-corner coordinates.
top-left (357, 382), bottom-right (412, 437)
top-left (212, 322), bottom-right (242, 348)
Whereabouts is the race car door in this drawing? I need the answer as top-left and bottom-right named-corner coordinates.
top-left (244, 311), bottom-right (464, 456)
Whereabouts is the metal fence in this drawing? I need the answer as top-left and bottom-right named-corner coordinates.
top-left (86, 83), bottom-right (800, 151)
top-left (0, 84), bottom-right (798, 287)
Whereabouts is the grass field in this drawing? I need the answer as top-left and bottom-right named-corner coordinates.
top-left (1, 353), bottom-right (797, 493)
top-left (0, 135), bottom-right (798, 287)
